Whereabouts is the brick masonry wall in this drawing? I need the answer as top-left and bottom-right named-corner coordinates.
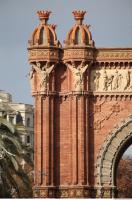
top-left (54, 98), bottom-right (71, 185)
top-left (33, 62), bottom-right (132, 191)
top-left (89, 97), bottom-right (132, 185)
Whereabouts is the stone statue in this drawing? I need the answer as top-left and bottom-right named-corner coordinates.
top-left (65, 61), bottom-right (89, 91)
top-left (93, 71), bottom-right (100, 91)
top-left (32, 62), bottom-right (55, 92)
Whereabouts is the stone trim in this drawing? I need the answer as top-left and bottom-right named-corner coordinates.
top-left (28, 47), bottom-right (132, 63)
top-left (33, 186), bottom-right (91, 198)
top-left (95, 115), bottom-right (132, 187)
top-left (33, 185), bottom-right (118, 198)
top-left (28, 49), bottom-right (60, 62)
top-left (95, 48), bottom-right (132, 61)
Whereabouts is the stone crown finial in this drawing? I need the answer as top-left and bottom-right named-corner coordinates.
top-left (72, 10), bottom-right (86, 24)
top-left (37, 10), bottom-right (52, 24)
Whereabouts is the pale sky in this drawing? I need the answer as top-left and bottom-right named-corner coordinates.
top-left (0, 0), bottom-right (132, 155)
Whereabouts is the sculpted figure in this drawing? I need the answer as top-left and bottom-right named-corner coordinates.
top-left (112, 70), bottom-right (123, 90)
top-left (102, 70), bottom-right (114, 91)
top-left (102, 70), bottom-right (108, 91)
top-left (93, 71), bottom-right (100, 91)
top-left (32, 62), bottom-right (55, 92)
top-left (29, 64), bottom-right (36, 91)
top-left (124, 70), bottom-right (130, 90)
top-left (113, 70), bottom-right (119, 90)
top-left (107, 75), bottom-right (114, 91)
top-left (65, 61), bottom-right (89, 91)
top-left (118, 73), bottom-right (123, 90)
top-left (128, 71), bottom-right (132, 90)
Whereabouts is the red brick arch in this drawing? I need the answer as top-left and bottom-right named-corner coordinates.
top-left (95, 115), bottom-right (132, 197)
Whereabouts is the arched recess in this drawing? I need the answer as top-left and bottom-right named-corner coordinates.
top-left (95, 115), bottom-right (132, 197)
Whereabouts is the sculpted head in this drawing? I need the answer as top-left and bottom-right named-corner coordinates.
top-left (36, 62), bottom-right (41, 68)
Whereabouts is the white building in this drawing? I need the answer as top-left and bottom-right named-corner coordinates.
top-left (0, 91), bottom-right (34, 158)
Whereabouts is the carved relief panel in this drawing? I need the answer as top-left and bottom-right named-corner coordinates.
top-left (64, 61), bottom-right (89, 92)
top-left (29, 61), bottom-right (55, 94)
top-left (90, 69), bottom-right (132, 92)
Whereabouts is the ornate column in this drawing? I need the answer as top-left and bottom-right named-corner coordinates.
top-left (28, 9), bottom-right (95, 198)
top-left (64, 61), bottom-right (90, 187)
top-left (28, 10), bottom-right (61, 197)
top-left (62, 10), bottom-right (95, 198)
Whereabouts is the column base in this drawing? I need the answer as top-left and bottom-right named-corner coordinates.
top-left (33, 185), bottom-right (118, 198)
top-left (33, 185), bottom-right (93, 198)
top-left (95, 186), bottom-right (118, 198)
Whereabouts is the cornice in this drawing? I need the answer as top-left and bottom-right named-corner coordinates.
top-left (95, 48), bottom-right (132, 61)
top-left (28, 46), bottom-right (132, 63)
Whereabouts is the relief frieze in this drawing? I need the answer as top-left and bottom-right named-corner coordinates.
top-left (90, 69), bottom-right (132, 92)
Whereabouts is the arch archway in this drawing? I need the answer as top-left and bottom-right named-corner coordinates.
top-left (96, 115), bottom-right (132, 198)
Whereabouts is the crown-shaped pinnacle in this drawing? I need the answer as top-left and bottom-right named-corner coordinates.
top-left (37, 10), bottom-right (52, 24)
top-left (72, 10), bottom-right (86, 25)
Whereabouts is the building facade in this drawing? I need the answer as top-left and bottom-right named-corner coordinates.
top-left (28, 10), bottom-right (132, 198)
top-left (0, 91), bottom-right (34, 152)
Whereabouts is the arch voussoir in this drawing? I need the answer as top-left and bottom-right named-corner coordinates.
top-left (95, 115), bottom-right (132, 198)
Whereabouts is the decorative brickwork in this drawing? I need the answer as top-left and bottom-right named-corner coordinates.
top-left (28, 10), bottom-right (132, 198)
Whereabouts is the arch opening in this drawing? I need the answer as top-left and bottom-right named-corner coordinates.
top-left (96, 115), bottom-right (132, 198)
top-left (116, 144), bottom-right (132, 198)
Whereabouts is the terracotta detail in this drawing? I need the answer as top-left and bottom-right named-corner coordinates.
top-left (72, 10), bottom-right (86, 21)
top-left (95, 49), bottom-right (132, 61)
top-left (28, 10), bottom-right (132, 198)
top-left (37, 10), bottom-right (51, 22)
top-left (64, 10), bottom-right (94, 47)
top-left (64, 61), bottom-right (89, 91)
